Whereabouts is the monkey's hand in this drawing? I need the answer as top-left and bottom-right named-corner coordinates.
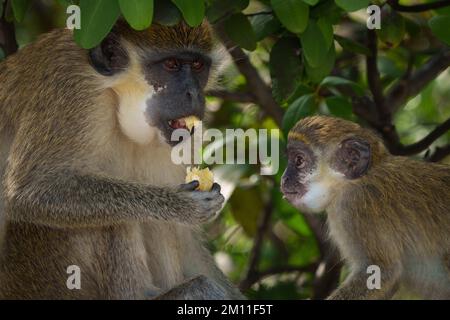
top-left (153, 275), bottom-right (229, 300)
top-left (176, 181), bottom-right (225, 224)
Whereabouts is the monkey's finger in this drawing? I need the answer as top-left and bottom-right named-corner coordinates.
top-left (179, 181), bottom-right (199, 191)
top-left (211, 183), bottom-right (221, 193)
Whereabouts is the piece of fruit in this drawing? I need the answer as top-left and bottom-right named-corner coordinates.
top-left (183, 116), bottom-right (200, 131)
top-left (185, 167), bottom-right (214, 191)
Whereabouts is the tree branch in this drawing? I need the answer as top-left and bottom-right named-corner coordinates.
top-left (428, 144), bottom-right (450, 162)
top-left (0, 0), bottom-right (18, 56)
top-left (366, 30), bottom-right (388, 121)
top-left (386, 49), bottom-right (450, 114)
top-left (388, 0), bottom-right (450, 12)
top-left (395, 117), bottom-right (450, 155)
top-left (206, 89), bottom-right (256, 103)
top-left (245, 11), bottom-right (273, 17)
top-left (213, 23), bottom-right (284, 127)
top-left (358, 30), bottom-right (450, 157)
top-left (239, 263), bottom-right (319, 291)
top-left (364, 30), bottom-right (403, 149)
top-left (239, 198), bottom-right (274, 291)
top-left (301, 213), bottom-right (342, 299)
top-left (354, 95), bottom-right (450, 156)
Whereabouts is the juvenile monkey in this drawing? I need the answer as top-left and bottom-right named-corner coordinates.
top-left (281, 116), bottom-right (450, 300)
top-left (0, 21), bottom-right (243, 299)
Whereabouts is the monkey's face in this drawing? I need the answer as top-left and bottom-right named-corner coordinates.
top-left (89, 30), bottom-right (212, 146)
top-left (143, 51), bottom-right (210, 145)
top-left (281, 137), bottom-right (372, 213)
top-left (281, 141), bottom-right (328, 213)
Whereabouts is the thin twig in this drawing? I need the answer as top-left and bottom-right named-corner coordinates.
top-left (394, 117), bottom-right (450, 155)
top-left (386, 49), bottom-right (450, 114)
top-left (0, 0), bottom-right (18, 56)
top-left (427, 144), bottom-right (450, 162)
top-left (239, 198), bottom-right (274, 291)
top-left (301, 213), bottom-right (342, 299)
top-left (240, 263), bottom-right (319, 290)
top-left (366, 30), bottom-right (389, 122)
top-left (388, 0), bottom-right (450, 12)
top-left (245, 11), bottom-right (273, 17)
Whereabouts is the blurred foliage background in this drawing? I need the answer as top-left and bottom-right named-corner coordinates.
top-left (1, 0), bottom-right (449, 299)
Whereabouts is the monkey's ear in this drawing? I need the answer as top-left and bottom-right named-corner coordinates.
top-left (89, 33), bottom-right (129, 76)
top-left (332, 137), bottom-right (371, 180)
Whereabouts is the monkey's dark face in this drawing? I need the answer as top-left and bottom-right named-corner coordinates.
top-left (281, 141), bottom-right (322, 212)
top-left (281, 136), bottom-right (372, 213)
top-left (89, 31), bottom-right (214, 146)
top-left (143, 51), bottom-right (211, 145)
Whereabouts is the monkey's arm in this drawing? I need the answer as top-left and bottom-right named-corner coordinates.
top-left (5, 170), bottom-right (223, 228)
top-left (327, 267), bottom-right (400, 300)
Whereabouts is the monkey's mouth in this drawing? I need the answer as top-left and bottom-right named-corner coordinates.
top-left (168, 119), bottom-right (190, 132)
top-left (282, 191), bottom-right (300, 200)
top-left (164, 116), bottom-right (198, 146)
top-left (281, 187), bottom-right (307, 201)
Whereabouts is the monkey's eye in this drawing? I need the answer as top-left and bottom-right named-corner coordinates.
top-left (163, 58), bottom-right (180, 71)
top-left (295, 154), bottom-right (306, 169)
top-left (191, 59), bottom-right (204, 72)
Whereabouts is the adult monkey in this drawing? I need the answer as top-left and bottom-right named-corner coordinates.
top-left (0, 20), bottom-right (243, 299)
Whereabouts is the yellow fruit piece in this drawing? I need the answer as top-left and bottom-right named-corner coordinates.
top-left (183, 116), bottom-right (200, 131)
top-left (185, 167), bottom-right (214, 191)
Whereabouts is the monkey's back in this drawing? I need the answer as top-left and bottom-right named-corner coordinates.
top-left (333, 156), bottom-right (450, 261)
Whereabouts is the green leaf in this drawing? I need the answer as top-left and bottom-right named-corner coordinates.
top-left (0, 0), bottom-right (4, 18)
top-left (286, 83), bottom-right (314, 105)
top-left (300, 20), bottom-right (327, 67)
top-left (335, 0), bottom-right (369, 12)
top-left (270, 37), bottom-right (304, 103)
top-left (172, 0), bottom-right (205, 27)
top-left (429, 15), bottom-right (450, 46)
top-left (325, 96), bottom-right (354, 120)
top-left (206, 0), bottom-right (249, 23)
top-left (302, 0), bottom-right (319, 5)
top-left (153, 0), bottom-right (182, 26)
top-left (311, 0), bottom-right (342, 24)
top-left (11, 0), bottom-right (31, 22)
top-left (335, 34), bottom-right (371, 55)
top-left (271, 0), bottom-right (309, 34)
top-left (282, 94), bottom-right (316, 135)
top-left (317, 17), bottom-right (334, 49)
top-left (377, 7), bottom-right (405, 48)
top-left (250, 14), bottom-right (281, 41)
top-left (74, 0), bottom-right (121, 49)
top-left (229, 187), bottom-right (263, 237)
top-left (320, 76), bottom-right (364, 96)
top-left (57, 0), bottom-right (78, 5)
top-left (223, 13), bottom-right (257, 51)
top-left (119, 0), bottom-right (153, 30)
top-left (304, 43), bottom-right (336, 83)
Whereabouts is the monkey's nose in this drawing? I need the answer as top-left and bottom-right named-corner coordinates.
top-left (186, 89), bottom-right (200, 101)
